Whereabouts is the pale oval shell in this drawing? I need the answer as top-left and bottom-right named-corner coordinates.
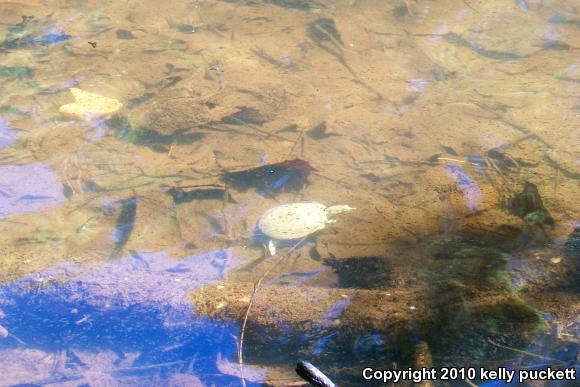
top-left (258, 202), bottom-right (328, 240)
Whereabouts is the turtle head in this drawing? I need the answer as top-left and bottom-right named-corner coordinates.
top-left (325, 205), bottom-right (355, 218)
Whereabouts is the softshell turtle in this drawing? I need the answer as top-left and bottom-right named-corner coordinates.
top-left (257, 202), bottom-right (354, 255)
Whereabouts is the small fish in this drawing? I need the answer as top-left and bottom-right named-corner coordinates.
top-left (116, 29), bottom-right (135, 40)
top-left (111, 196), bottom-right (137, 258)
top-left (21, 15), bottom-right (35, 24)
top-left (265, 0), bottom-right (318, 11)
top-left (219, 106), bottom-right (269, 126)
top-left (143, 75), bottom-right (182, 90)
top-left (175, 23), bottom-right (197, 34)
top-left (276, 124), bottom-right (299, 133)
top-left (127, 92), bottom-right (155, 108)
top-left (166, 19), bottom-right (198, 34)
top-left (166, 186), bottom-right (236, 204)
top-left (88, 41), bottom-right (97, 48)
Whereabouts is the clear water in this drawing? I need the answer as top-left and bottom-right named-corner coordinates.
top-left (0, 0), bottom-right (578, 386)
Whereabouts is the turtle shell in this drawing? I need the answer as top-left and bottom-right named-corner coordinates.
top-left (258, 202), bottom-right (328, 240)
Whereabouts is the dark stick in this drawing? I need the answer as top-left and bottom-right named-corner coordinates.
top-left (296, 360), bottom-right (336, 387)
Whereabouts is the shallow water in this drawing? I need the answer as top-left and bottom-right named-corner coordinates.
top-left (0, 0), bottom-right (578, 386)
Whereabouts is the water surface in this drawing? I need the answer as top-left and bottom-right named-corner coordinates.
top-left (0, 0), bottom-right (578, 386)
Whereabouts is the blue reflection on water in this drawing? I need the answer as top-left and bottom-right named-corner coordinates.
top-left (321, 297), bottom-right (351, 327)
top-left (408, 78), bottom-right (428, 93)
top-left (312, 332), bottom-right (338, 356)
top-left (0, 250), bottom-right (263, 386)
top-left (15, 25), bottom-right (71, 48)
top-left (353, 332), bottom-right (387, 361)
top-left (0, 163), bottom-right (65, 217)
top-left (445, 162), bottom-right (482, 212)
top-left (0, 290), bottom-right (241, 385)
top-left (0, 117), bottom-right (17, 148)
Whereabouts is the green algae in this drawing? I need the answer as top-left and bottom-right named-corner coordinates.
top-left (0, 66), bottom-right (34, 79)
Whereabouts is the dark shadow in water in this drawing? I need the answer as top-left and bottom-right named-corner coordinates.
top-left (324, 256), bottom-right (392, 290)
top-left (223, 158), bottom-right (315, 196)
top-left (108, 115), bottom-right (205, 153)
